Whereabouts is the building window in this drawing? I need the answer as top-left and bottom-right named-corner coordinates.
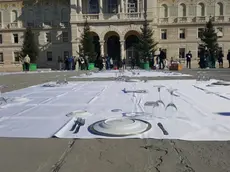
top-left (179, 29), bottom-right (186, 39)
top-left (13, 34), bottom-right (18, 43)
top-left (14, 52), bottom-right (20, 62)
top-left (45, 32), bottom-right (51, 42)
top-left (89, 0), bottom-right (99, 13)
top-left (179, 48), bottom-right (186, 58)
top-left (0, 52), bottom-right (3, 63)
top-left (161, 29), bottom-right (167, 39)
top-left (47, 51), bottom-right (52, 61)
top-left (198, 28), bottom-right (204, 38)
top-left (0, 34), bottom-right (2, 44)
top-left (108, 0), bottom-right (118, 13)
top-left (62, 32), bottom-right (69, 42)
top-left (64, 51), bottom-right (69, 58)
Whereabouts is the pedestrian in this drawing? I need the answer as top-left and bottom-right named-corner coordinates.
top-left (186, 51), bottom-right (192, 69)
top-left (98, 56), bottom-right (104, 71)
top-left (110, 58), bottom-right (113, 69)
top-left (218, 50), bottom-right (224, 68)
top-left (64, 56), bottom-right (68, 70)
top-left (159, 49), bottom-right (166, 69)
top-left (23, 54), bottom-right (30, 71)
top-left (122, 58), bottom-right (126, 70)
top-left (227, 50), bottom-right (230, 68)
top-left (58, 56), bottom-right (63, 70)
top-left (131, 57), bottom-right (135, 69)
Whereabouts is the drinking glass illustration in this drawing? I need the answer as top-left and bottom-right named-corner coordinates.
top-left (166, 88), bottom-right (178, 111)
top-left (201, 72), bottom-right (206, 81)
top-left (144, 101), bottom-right (159, 118)
top-left (196, 71), bottom-right (201, 81)
top-left (0, 85), bottom-right (7, 105)
top-left (155, 85), bottom-right (165, 107)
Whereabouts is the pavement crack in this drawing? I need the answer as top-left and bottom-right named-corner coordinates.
top-left (170, 140), bottom-right (195, 172)
top-left (154, 148), bottom-right (168, 172)
top-left (141, 142), bottom-right (168, 172)
top-left (50, 139), bottom-right (76, 172)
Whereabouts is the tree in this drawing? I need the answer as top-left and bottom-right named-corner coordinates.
top-left (200, 19), bottom-right (219, 66)
top-left (79, 19), bottom-right (96, 63)
top-left (135, 19), bottom-right (158, 62)
top-left (21, 27), bottom-right (38, 63)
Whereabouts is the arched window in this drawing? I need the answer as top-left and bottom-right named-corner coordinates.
top-left (11, 10), bottom-right (18, 22)
top-left (179, 3), bottom-right (186, 17)
top-left (28, 10), bottom-right (34, 22)
top-left (89, 0), bottom-right (99, 13)
top-left (61, 8), bottom-right (69, 22)
top-left (197, 3), bottom-right (205, 16)
top-left (216, 2), bottom-right (224, 16)
top-left (161, 4), bottom-right (168, 18)
top-left (44, 9), bottom-right (50, 22)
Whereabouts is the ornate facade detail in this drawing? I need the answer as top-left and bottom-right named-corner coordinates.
top-left (101, 25), bottom-right (122, 39)
top-left (121, 25), bottom-right (141, 40)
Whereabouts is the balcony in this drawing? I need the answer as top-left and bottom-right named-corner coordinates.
top-left (159, 18), bottom-right (169, 24)
top-left (60, 22), bottom-right (70, 28)
top-left (214, 16), bottom-right (225, 22)
top-left (43, 22), bottom-right (52, 28)
top-left (82, 14), bottom-right (99, 20)
top-left (176, 17), bottom-right (188, 23)
top-left (74, 12), bottom-right (146, 23)
top-left (195, 16), bottom-right (206, 23)
top-left (9, 22), bottom-right (19, 28)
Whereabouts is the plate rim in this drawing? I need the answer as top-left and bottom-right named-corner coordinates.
top-left (88, 118), bottom-right (152, 137)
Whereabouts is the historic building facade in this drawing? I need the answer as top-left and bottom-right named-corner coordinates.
top-left (0, 0), bottom-right (229, 71)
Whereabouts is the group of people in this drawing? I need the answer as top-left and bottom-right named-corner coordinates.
top-left (59, 56), bottom-right (89, 71)
top-left (198, 49), bottom-right (230, 69)
top-left (95, 55), bottom-right (127, 71)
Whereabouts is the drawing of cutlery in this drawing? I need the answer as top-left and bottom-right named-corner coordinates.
top-left (70, 118), bottom-right (79, 131)
top-left (157, 122), bottom-right (169, 135)
top-left (74, 118), bottom-right (85, 134)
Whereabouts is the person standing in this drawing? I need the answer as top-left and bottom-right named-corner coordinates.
top-left (218, 50), bottom-right (224, 68)
top-left (131, 57), bottom-right (135, 69)
top-left (227, 50), bottom-right (230, 68)
top-left (122, 58), bottom-right (126, 70)
top-left (159, 49), bottom-right (166, 69)
top-left (23, 54), bottom-right (30, 71)
top-left (64, 56), bottom-right (68, 70)
top-left (186, 51), bottom-right (192, 69)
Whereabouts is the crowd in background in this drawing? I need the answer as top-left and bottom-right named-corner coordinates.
top-left (56, 48), bottom-right (230, 71)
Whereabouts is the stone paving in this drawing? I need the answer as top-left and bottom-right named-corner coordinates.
top-left (0, 69), bottom-right (230, 172)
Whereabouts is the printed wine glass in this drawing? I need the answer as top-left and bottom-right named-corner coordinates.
top-left (144, 101), bottom-right (159, 118)
top-left (0, 85), bottom-right (7, 105)
top-left (154, 85), bottom-right (165, 107)
top-left (165, 88), bottom-right (178, 112)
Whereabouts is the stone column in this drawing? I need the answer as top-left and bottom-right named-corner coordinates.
top-left (99, 0), bottom-right (103, 19)
top-left (99, 0), bottom-right (103, 13)
top-left (125, 0), bottom-right (128, 13)
top-left (100, 41), bottom-right (105, 57)
top-left (137, 0), bottom-right (139, 13)
top-left (142, 0), bottom-right (145, 13)
top-left (120, 40), bottom-right (125, 59)
top-left (79, 0), bottom-right (82, 14)
top-left (121, 0), bottom-right (124, 12)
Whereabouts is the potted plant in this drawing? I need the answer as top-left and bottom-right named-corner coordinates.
top-left (135, 19), bottom-right (158, 70)
top-left (21, 27), bottom-right (38, 71)
top-left (79, 20), bottom-right (96, 70)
